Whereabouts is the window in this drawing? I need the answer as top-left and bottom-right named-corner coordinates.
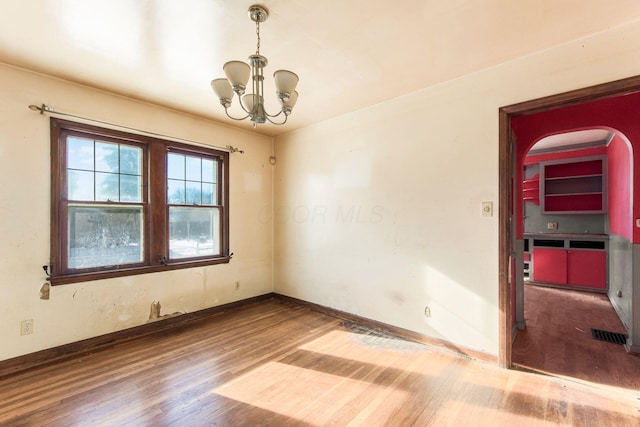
top-left (167, 152), bottom-right (220, 259)
top-left (50, 119), bottom-right (230, 285)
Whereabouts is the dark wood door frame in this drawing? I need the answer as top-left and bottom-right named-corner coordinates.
top-left (498, 75), bottom-right (640, 368)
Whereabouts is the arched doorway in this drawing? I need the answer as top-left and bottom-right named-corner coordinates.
top-left (509, 127), bottom-right (635, 388)
top-left (498, 76), bottom-right (640, 383)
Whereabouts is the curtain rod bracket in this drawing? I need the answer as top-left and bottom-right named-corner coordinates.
top-left (226, 145), bottom-right (244, 154)
top-left (29, 104), bottom-right (55, 114)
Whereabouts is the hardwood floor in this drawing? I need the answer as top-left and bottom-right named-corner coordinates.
top-left (1, 298), bottom-right (639, 426)
top-left (513, 284), bottom-right (640, 391)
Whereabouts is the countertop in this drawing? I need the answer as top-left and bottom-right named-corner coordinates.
top-left (524, 233), bottom-right (608, 240)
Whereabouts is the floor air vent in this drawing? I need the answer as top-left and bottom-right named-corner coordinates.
top-left (590, 328), bottom-right (627, 345)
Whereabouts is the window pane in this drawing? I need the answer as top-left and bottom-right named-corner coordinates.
top-left (202, 183), bottom-right (215, 205)
top-left (167, 153), bottom-right (185, 180)
top-left (95, 142), bottom-right (119, 173)
top-left (120, 145), bottom-right (142, 175)
top-left (169, 207), bottom-right (219, 259)
top-left (185, 156), bottom-right (201, 181)
top-left (168, 179), bottom-right (185, 204)
top-left (68, 170), bottom-right (94, 200)
top-left (68, 205), bottom-right (143, 269)
top-left (67, 137), bottom-right (94, 170)
top-left (202, 159), bottom-right (216, 183)
top-left (185, 181), bottom-right (201, 205)
top-left (121, 174), bottom-right (142, 202)
top-left (95, 172), bottom-right (119, 201)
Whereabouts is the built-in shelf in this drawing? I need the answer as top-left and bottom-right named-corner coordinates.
top-left (540, 156), bottom-right (606, 214)
top-left (523, 174), bottom-right (540, 205)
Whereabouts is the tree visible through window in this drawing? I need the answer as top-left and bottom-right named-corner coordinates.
top-left (50, 119), bottom-right (230, 285)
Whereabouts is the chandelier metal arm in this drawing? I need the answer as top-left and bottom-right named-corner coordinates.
top-left (264, 112), bottom-right (288, 126)
top-left (223, 107), bottom-right (251, 122)
top-left (264, 109), bottom-right (285, 119)
top-left (234, 89), bottom-right (288, 124)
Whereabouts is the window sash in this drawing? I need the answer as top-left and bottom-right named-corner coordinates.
top-left (168, 206), bottom-right (221, 260)
top-left (67, 204), bottom-right (145, 271)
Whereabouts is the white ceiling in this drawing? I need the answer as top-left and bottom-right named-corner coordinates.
top-left (2, 0), bottom-right (640, 137)
top-left (531, 129), bottom-right (613, 152)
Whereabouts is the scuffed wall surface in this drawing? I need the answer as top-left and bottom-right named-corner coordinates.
top-left (273, 19), bottom-right (640, 356)
top-left (0, 64), bottom-right (274, 361)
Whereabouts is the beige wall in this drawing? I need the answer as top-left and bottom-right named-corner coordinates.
top-left (273, 19), bottom-right (640, 356)
top-left (4, 16), bottom-right (640, 362)
top-left (0, 64), bottom-right (274, 361)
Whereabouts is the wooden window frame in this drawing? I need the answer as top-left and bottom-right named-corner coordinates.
top-left (165, 148), bottom-right (225, 262)
top-left (50, 118), bottom-right (230, 285)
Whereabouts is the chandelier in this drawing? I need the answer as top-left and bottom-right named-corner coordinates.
top-left (210, 4), bottom-right (299, 127)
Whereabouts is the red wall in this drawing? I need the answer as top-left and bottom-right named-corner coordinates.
top-left (512, 91), bottom-right (640, 242)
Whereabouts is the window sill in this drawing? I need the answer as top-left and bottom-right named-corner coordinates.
top-left (48, 257), bottom-right (231, 286)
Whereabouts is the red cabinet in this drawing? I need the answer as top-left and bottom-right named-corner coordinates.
top-left (532, 247), bottom-right (567, 284)
top-left (567, 250), bottom-right (607, 289)
top-left (532, 239), bottom-right (607, 290)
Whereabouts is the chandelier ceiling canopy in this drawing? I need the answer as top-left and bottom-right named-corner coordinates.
top-left (210, 4), bottom-right (299, 127)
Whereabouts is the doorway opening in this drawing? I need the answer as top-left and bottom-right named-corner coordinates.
top-left (498, 75), bottom-right (640, 390)
top-left (513, 127), bottom-right (637, 389)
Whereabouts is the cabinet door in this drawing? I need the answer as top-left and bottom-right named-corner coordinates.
top-left (532, 248), bottom-right (567, 284)
top-left (567, 250), bottom-right (606, 289)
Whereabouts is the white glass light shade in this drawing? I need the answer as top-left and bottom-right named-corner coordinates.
top-left (282, 90), bottom-right (299, 110)
top-left (223, 61), bottom-right (250, 88)
top-left (211, 79), bottom-right (233, 100)
top-left (242, 94), bottom-right (263, 112)
top-left (273, 70), bottom-right (299, 94)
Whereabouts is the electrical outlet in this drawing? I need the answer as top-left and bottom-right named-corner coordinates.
top-left (235, 281), bottom-right (240, 290)
top-left (21, 319), bottom-right (33, 335)
top-left (424, 306), bottom-right (431, 317)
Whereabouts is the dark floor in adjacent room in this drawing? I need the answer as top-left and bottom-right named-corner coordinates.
top-left (512, 284), bottom-right (640, 392)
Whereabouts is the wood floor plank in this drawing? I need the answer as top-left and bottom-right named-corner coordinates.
top-left (1, 298), bottom-right (639, 426)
